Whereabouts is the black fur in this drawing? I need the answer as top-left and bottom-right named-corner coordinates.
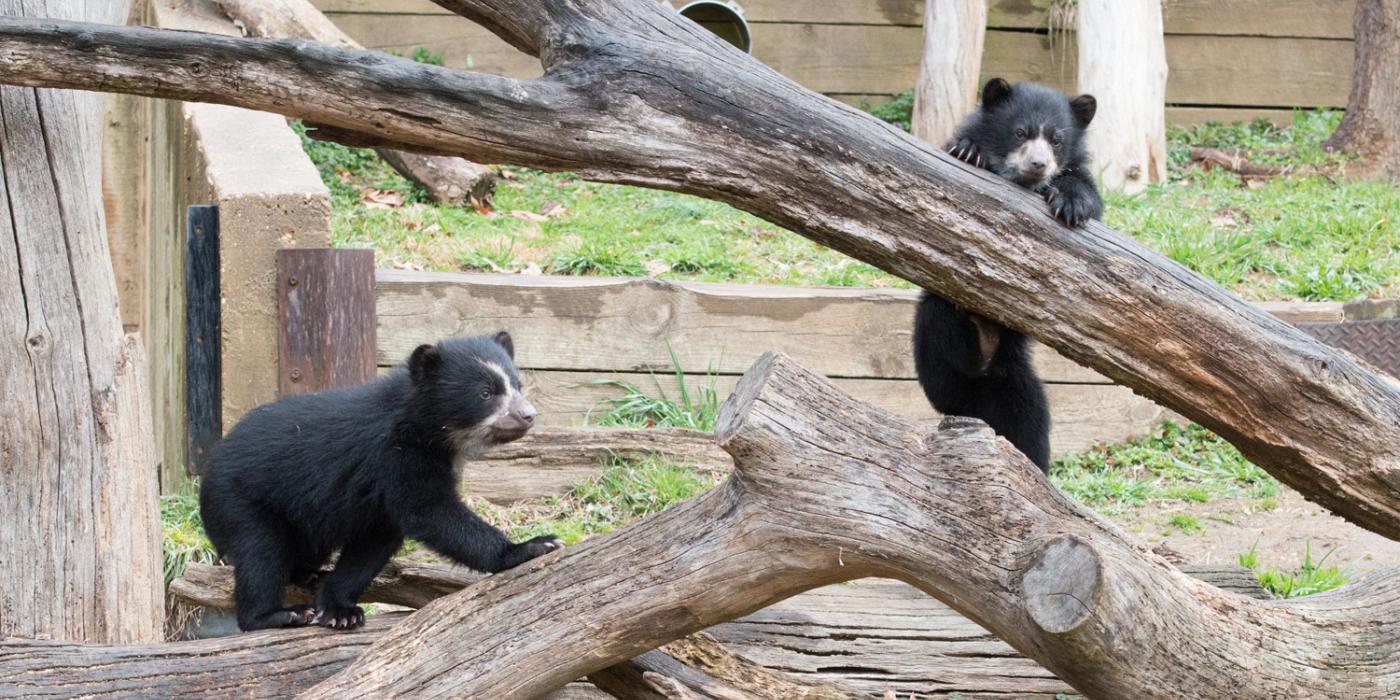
top-left (914, 78), bottom-right (1103, 474)
top-left (200, 332), bottom-right (560, 631)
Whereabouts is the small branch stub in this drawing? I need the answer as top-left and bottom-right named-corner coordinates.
top-left (1023, 534), bottom-right (1103, 634)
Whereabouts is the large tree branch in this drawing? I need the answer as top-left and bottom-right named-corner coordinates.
top-left (214, 0), bottom-right (497, 206)
top-left (0, 3), bottom-right (1396, 543)
top-left (286, 353), bottom-right (1399, 698)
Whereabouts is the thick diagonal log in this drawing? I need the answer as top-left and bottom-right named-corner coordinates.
top-left (285, 353), bottom-right (1398, 699)
top-left (0, 5), bottom-right (1396, 539)
top-left (212, 0), bottom-right (497, 206)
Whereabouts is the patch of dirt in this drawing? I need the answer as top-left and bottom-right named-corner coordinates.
top-left (1112, 490), bottom-right (1400, 575)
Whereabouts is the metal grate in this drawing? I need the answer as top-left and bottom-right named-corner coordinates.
top-left (1298, 319), bottom-right (1400, 379)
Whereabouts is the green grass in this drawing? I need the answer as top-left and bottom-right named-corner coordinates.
top-left (580, 348), bottom-right (722, 431)
top-left (1051, 421), bottom-right (1279, 514)
top-left (468, 454), bottom-right (722, 546)
top-left (306, 105), bottom-right (1398, 301)
top-left (161, 480), bottom-right (217, 589)
top-left (1238, 541), bottom-right (1349, 598)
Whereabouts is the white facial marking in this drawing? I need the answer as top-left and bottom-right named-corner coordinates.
top-left (447, 360), bottom-right (521, 458)
top-left (1004, 136), bottom-right (1058, 186)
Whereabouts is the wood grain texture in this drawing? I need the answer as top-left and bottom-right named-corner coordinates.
top-left (185, 205), bottom-right (222, 473)
top-left (314, 0), bottom-right (1355, 38)
top-left (317, 11), bottom-right (1352, 107)
top-left (0, 0), bottom-right (161, 643)
top-left (459, 427), bottom-right (731, 504)
top-left (160, 559), bottom-right (1267, 700)
top-left (301, 354), bottom-right (1400, 698)
top-left (0, 0), bottom-right (1395, 574)
top-left (1078, 0), bottom-right (1169, 192)
top-left (511, 369), bottom-right (1173, 458)
top-left (217, 0), bottom-right (498, 205)
top-left (374, 270), bottom-right (1107, 384)
top-left (277, 248), bottom-right (377, 396)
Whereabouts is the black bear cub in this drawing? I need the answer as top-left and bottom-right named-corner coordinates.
top-left (200, 332), bottom-right (561, 631)
top-left (913, 78), bottom-right (1103, 474)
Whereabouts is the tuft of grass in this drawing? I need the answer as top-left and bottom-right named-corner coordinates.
top-left (468, 454), bottom-right (722, 546)
top-left (582, 347), bottom-right (721, 431)
top-left (1051, 421), bottom-right (1279, 514)
top-left (161, 480), bottom-right (218, 588)
top-left (1238, 541), bottom-right (1349, 598)
top-left (1166, 513), bottom-right (1205, 535)
top-left (550, 240), bottom-right (648, 277)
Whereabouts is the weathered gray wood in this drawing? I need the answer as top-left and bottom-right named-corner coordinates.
top-left (276, 248), bottom-right (377, 396)
top-left (375, 270), bottom-right (1107, 384)
top-left (0, 0), bottom-right (161, 644)
top-left (215, 0), bottom-right (498, 205)
top-left (314, 0), bottom-right (1356, 39)
top-left (512, 368), bottom-right (1173, 458)
top-left (160, 558), bottom-right (1267, 700)
top-left (3, 6), bottom-right (1394, 541)
top-left (294, 353), bottom-right (1400, 698)
top-left (459, 427), bottom-right (731, 504)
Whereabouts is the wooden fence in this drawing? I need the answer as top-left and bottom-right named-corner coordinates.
top-left (373, 271), bottom-right (1381, 458)
top-left (313, 0), bottom-right (1356, 126)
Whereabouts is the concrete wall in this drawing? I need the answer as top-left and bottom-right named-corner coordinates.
top-left (104, 0), bottom-right (332, 490)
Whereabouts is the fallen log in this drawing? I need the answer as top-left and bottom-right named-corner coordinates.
top-left (156, 558), bottom-right (1265, 699)
top-left (285, 354), bottom-right (1397, 699)
top-left (213, 0), bottom-right (496, 206)
top-left (0, 3), bottom-right (1396, 542)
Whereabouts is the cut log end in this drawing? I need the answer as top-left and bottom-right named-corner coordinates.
top-left (1022, 534), bottom-right (1103, 634)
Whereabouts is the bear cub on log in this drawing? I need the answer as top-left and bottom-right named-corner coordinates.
top-left (200, 331), bottom-right (562, 631)
top-left (913, 78), bottom-right (1102, 474)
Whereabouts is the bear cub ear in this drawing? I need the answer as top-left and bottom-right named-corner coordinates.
top-left (1069, 94), bottom-right (1097, 129)
top-left (492, 330), bottom-right (515, 360)
top-left (409, 343), bottom-right (442, 383)
top-left (981, 77), bottom-right (1013, 109)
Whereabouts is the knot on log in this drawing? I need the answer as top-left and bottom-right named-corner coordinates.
top-left (1022, 534), bottom-right (1102, 634)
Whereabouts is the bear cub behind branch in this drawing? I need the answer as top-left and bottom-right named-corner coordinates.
top-left (913, 78), bottom-right (1103, 474)
top-left (200, 331), bottom-right (561, 631)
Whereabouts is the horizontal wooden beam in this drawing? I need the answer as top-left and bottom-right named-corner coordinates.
top-left (314, 0), bottom-right (1355, 39)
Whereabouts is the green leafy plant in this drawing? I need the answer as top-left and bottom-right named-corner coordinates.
top-left (161, 480), bottom-right (218, 588)
top-left (1238, 541), bottom-right (1349, 598)
top-left (583, 346), bottom-right (721, 431)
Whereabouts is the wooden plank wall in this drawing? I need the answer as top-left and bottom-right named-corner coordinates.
top-left (313, 0), bottom-right (1355, 126)
top-left (375, 272), bottom-right (1377, 458)
top-left (374, 271), bottom-right (1180, 457)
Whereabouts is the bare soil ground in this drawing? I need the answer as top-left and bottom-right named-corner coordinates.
top-left (1114, 490), bottom-right (1400, 575)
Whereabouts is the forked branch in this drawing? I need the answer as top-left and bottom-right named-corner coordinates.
top-left (297, 353), bottom-right (1400, 699)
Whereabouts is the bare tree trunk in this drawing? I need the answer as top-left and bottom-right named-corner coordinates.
top-left (213, 0), bottom-right (496, 206)
top-left (0, 0), bottom-right (161, 644)
top-left (1077, 0), bottom-right (1168, 192)
top-left (911, 0), bottom-right (987, 144)
top-left (1324, 0), bottom-right (1400, 178)
top-left (0, 6), bottom-right (1396, 542)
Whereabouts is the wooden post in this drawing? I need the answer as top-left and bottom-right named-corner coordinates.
top-left (277, 249), bottom-right (376, 396)
top-left (185, 205), bottom-right (220, 475)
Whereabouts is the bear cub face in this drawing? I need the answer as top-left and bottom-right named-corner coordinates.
top-left (408, 330), bottom-right (537, 456)
top-left (970, 78), bottom-right (1096, 189)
